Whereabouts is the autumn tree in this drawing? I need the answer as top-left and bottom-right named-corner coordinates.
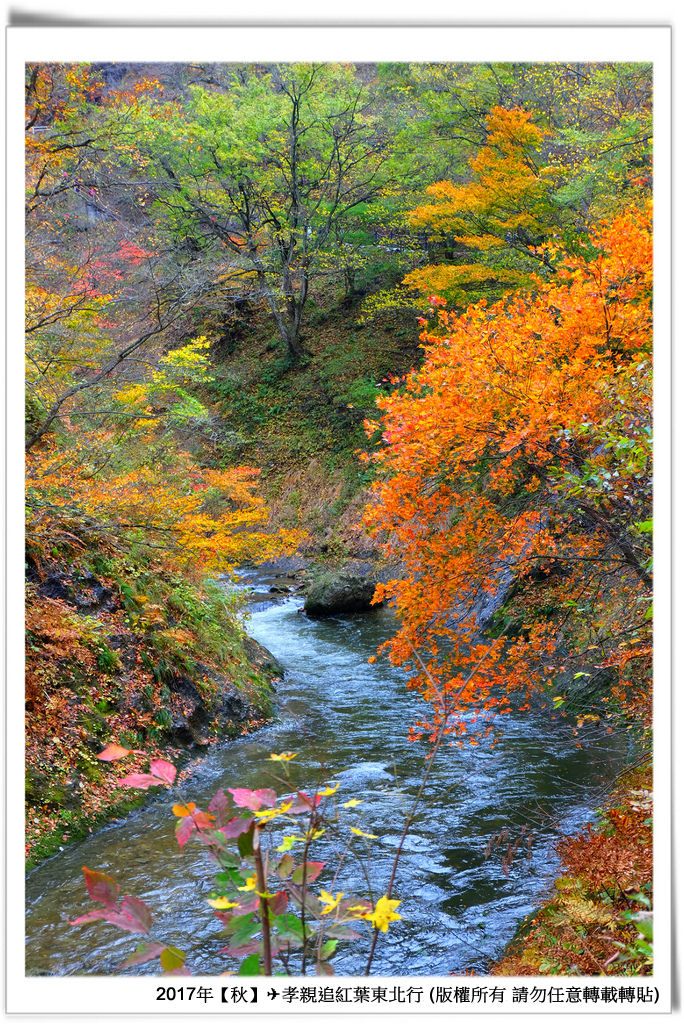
top-left (115, 64), bottom-right (393, 362)
top-left (25, 62), bottom-right (303, 577)
top-left (24, 63), bottom-right (207, 453)
top-left (363, 204), bottom-right (652, 745)
top-left (379, 61), bottom-right (652, 218)
top-left (361, 65), bottom-right (651, 320)
top-left (495, 62), bottom-right (653, 217)
top-left (400, 106), bottom-right (562, 311)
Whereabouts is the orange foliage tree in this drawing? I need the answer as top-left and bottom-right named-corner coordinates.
top-left (363, 203), bottom-right (652, 745)
top-left (403, 106), bottom-right (559, 309)
top-left (26, 334), bottom-right (302, 577)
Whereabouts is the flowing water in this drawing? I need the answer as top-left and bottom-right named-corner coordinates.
top-left (25, 572), bottom-right (629, 977)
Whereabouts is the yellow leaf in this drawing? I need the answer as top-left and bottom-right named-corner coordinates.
top-left (207, 896), bottom-right (240, 910)
top-left (355, 895), bottom-right (402, 932)
top-left (317, 782), bottom-right (340, 797)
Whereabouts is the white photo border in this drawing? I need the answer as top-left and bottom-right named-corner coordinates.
top-left (6, 23), bottom-right (672, 1017)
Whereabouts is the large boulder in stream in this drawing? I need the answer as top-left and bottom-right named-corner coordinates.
top-left (304, 571), bottom-right (379, 618)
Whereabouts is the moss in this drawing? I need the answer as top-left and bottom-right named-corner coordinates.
top-left (25, 791), bottom-right (149, 873)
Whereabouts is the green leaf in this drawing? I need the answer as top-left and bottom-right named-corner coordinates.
top-left (237, 824), bottom-right (255, 859)
top-left (237, 953), bottom-right (261, 976)
top-left (320, 939), bottom-right (338, 960)
top-left (229, 916), bottom-right (261, 950)
top-left (217, 850), bottom-right (241, 870)
top-left (220, 911), bottom-right (258, 936)
top-left (160, 946), bottom-right (185, 971)
top-left (272, 912), bottom-right (306, 943)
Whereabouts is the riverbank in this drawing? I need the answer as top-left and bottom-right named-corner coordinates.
top-left (25, 553), bottom-right (283, 869)
top-left (26, 559), bottom-right (651, 978)
top-left (489, 758), bottom-right (653, 976)
top-left (25, 545), bottom-right (389, 871)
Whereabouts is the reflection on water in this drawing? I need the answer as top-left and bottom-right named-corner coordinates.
top-left (25, 574), bottom-right (629, 976)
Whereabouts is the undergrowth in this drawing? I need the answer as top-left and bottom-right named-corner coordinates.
top-left (206, 290), bottom-right (419, 551)
top-left (491, 762), bottom-right (653, 976)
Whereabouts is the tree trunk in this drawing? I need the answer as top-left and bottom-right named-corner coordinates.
top-left (276, 315), bottom-right (307, 363)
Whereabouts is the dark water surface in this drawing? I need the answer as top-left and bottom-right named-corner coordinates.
top-left (25, 574), bottom-right (629, 976)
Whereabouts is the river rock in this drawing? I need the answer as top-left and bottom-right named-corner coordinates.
top-left (242, 636), bottom-right (284, 679)
top-left (304, 571), bottom-right (379, 618)
top-left (165, 672), bottom-right (211, 746)
top-left (250, 555), bottom-right (310, 575)
top-left (31, 563), bottom-right (117, 613)
top-left (561, 664), bottom-right (620, 709)
top-left (217, 681), bottom-right (257, 723)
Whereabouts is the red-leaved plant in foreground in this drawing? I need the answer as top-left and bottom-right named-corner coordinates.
top-left (71, 745), bottom-right (404, 976)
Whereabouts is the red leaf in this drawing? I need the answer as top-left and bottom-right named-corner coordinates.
top-left (213, 910), bottom-right (235, 925)
top-left (120, 942), bottom-right (165, 967)
top-left (120, 895), bottom-right (152, 933)
top-left (291, 861), bottom-right (325, 885)
top-left (269, 890), bottom-right (288, 916)
top-left (71, 904), bottom-right (149, 934)
top-left (97, 743), bottom-right (131, 761)
top-left (120, 773), bottom-right (165, 789)
top-left (175, 815), bottom-right (197, 850)
top-left (238, 894), bottom-right (260, 914)
top-left (220, 939), bottom-right (262, 957)
top-left (220, 816), bottom-right (254, 839)
top-left (70, 907), bottom-right (111, 926)
top-left (290, 791), bottom-right (322, 812)
top-left (228, 787), bottom-right (277, 811)
top-left (255, 787), bottom-right (278, 807)
top-left (209, 788), bottom-right (229, 824)
top-left (149, 759), bottom-right (176, 785)
top-left (104, 909), bottom-right (147, 934)
top-left (191, 810), bottom-right (214, 830)
top-left (82, 866), bottom-right (119, 905)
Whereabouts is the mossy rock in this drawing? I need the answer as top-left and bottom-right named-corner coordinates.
top-left (304, 571), bottom-right (378, 618)
top-left (25, 768), bottom-right (79, 810)
top-left (242, 636), bottom-right (284, 679)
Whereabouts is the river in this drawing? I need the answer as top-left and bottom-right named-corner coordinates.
top-left (25, 571), bottom-right (629, 976)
